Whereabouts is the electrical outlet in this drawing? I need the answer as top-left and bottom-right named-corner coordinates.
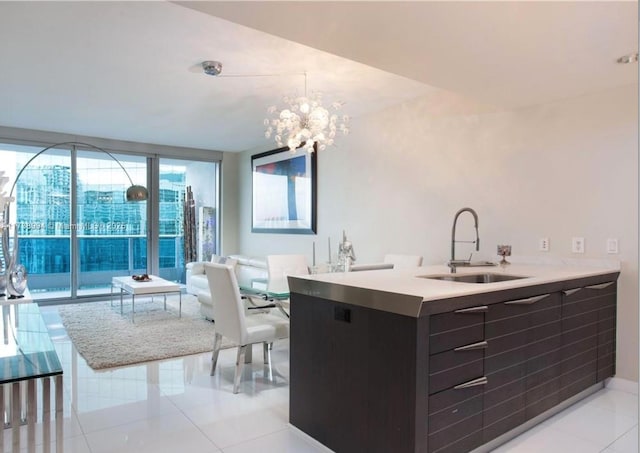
top-left (572, 237), bottom-right (585, 254)
top-left (607, 238), bottom-right (619, 254)
top-left (539, 238), bottom-right (550, 252)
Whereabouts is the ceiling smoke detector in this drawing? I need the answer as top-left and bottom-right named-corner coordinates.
top-left (617, 52), bottom-right (638, 64)
top-left (202, 60), bottom-right (223, 76)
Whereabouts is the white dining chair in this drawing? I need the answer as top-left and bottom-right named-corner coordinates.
top-left (266, 254), bottom-right (309, 315)
top-left (266, 254), bottom-right (310, 288)
top-left (204, 262), bottom-right (290, 394)
top-left (383, 254), bottom-right (424, 269)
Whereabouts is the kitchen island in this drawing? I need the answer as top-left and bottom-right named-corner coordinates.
top-left (287, 262), bottom-right (619, 453)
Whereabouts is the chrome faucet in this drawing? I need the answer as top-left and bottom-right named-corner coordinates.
top-left (449, 207), bottom-right (480, 273)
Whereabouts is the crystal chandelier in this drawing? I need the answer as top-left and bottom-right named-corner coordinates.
top-left (264, 75), bottom-right (350, 152)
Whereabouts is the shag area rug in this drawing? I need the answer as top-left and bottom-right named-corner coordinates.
top-left (58, 294), bottom-right (233, 370)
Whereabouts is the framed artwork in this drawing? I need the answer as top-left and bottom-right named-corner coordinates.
top-left (251, 145), bottom-right (317, 234)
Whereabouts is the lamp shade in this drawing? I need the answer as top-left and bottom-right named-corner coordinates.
top-left (126, 184), bottom-right (149, 201)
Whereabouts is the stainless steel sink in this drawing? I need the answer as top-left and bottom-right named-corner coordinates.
top-left (419, 273), bottom-right (529, 284)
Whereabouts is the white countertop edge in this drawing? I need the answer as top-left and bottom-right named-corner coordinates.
top-left (297, 260), bottom-right (620, 302)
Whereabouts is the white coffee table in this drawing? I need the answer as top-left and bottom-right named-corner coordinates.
top-left (111, 275), bottom-right (182, 322)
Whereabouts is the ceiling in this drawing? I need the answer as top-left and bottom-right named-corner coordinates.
top-left (0, 1), bottom-right (636, 153)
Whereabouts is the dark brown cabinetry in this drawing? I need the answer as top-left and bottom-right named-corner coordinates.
top-left (483, 292), bottom-right (562, 443)
top-left (428, 306), bottom-right (487, 453)
top-left (561, 281), bottom-right (617, 399)
top-left (289, 274), bottom-right (618, 453)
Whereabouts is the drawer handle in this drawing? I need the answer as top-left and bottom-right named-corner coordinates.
top-left (454, 376), bottom-right (488, 390)
top-left (454, 306), bottom-right (488, 314)
top-left (585, 282), bottom-right (615, 290)
top-left (504, 294), bottom-right (550, 305)
top-left (563, 288), bottom-right (582, 296)
top-left (454, 341), bottom-right (488, 352)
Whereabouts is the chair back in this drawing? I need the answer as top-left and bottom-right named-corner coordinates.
top-left (266, 254), bottom-right (309, 290)
top-left (383, 254), bottom-right (423, 269)
top-left (204, 262), bottom-right (247, 344)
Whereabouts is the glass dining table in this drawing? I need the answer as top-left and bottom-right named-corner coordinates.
top-left (0, 291), bottom-right (64, 452)
top-left (237, 277), bottom-right (291, 317)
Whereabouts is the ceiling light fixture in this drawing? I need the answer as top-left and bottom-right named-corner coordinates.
top-left (199, 60), bottom-right (351, 153)
top-left (616, 52), bottom-right (639, 64)
top-left (264, 72), bottom-right (350, 153)
top-left (202, 60), bottom-right (223, 76)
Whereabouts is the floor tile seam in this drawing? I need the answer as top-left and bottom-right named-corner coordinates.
top-left (75, 405), bottom-right (191, 437)
top-left (287, 424), bottom-right (335, 453)
top-left (601, 423), bottom-right (639, 452)
top-left (602, 388), bottom-right (640, 399)
top-left (292, 427), bottom-right (335, 452)
top-left (80, 412), bottom-right (222, 452)
top-left (587, 404), bottom-right (640, 421)
top-left (171, 397), bottom-right (225, 451)
top-left (600, 439), bottom-right (623, 452)
top-left (67, 433), bottom-right (95, 453)
top-left (217, 427), bottom-right (290, 452)
top-left (582, 399), bottom-right (640, 420)
top-left (70, 398), bottom-right (181, 421)
top-left (181, 402), bottom-right (287, 434)
top-left (529, 423), bottom-right (611, 449)
top-left (544, 416), bottom-right (635, 450)
top-left (69, 403), bottom-right (90, 438)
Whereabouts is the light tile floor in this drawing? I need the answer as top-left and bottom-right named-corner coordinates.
top-left (10, 305), bottom-right (637, 453)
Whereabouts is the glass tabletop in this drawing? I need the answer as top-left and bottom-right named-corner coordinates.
top-left (0, 301), bottom-right (63, 384)
top-left (237, 277), bottom-right (290, 300)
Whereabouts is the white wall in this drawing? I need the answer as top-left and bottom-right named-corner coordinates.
top-left (234, 84), bottom-right (638, 381)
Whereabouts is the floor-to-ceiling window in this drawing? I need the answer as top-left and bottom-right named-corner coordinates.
top-left (4, 143), bottom-right (73, 297)
top-left (76, 148), bottom-right (148, 296)
top-left (0, 137), bottom-right (220, 301)
top-left (158, 158), bottom-right (219, 282)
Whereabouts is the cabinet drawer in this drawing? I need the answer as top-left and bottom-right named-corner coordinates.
top-left (429, 308), bottom-right (485, 355)
top-left (428, 384), bottom-right (483, 434)
top-left (429, 347), bottom-right (485, 394)
top-left (428, 413), bottom-right (483, 453)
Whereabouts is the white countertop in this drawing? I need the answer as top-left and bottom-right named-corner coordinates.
top-left (296, 260), bottom-right (620, 302)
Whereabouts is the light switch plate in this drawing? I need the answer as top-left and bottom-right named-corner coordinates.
top-left (572, 237), bottom-right (585, 254)
top-left (607, 238), bottom-right (619, 254)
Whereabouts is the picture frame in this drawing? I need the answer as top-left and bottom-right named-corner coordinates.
top-left (251, 145), bottom-right (317, 234)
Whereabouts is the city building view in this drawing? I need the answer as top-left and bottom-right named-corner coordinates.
top-left (12, 155), bottom-right (188, 295)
